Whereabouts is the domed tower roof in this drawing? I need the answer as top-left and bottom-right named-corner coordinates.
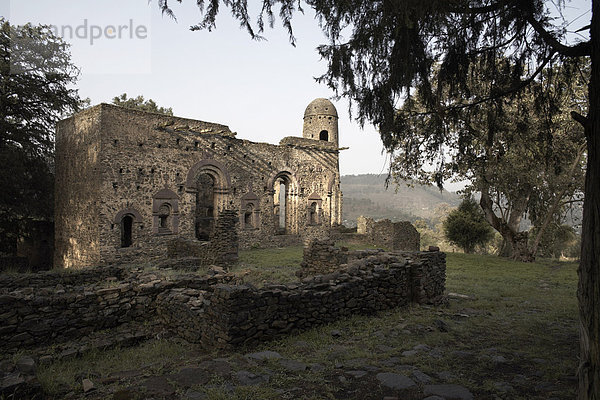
top-left (304, 98), bottom-right (338, 118)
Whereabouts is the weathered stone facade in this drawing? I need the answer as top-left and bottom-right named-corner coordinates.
top-left (55, 99), bottom-right (343, 268)
top-left (353, 216), bottom-right (420, 251)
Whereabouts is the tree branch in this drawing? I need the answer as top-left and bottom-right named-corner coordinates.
top-left (571, 110), bottom-right (588, 127)
top-left (525, 14), bottom-right (591, 57)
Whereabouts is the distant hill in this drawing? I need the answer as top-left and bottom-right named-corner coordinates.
top-left (341, 174), bottom-right (461, 227)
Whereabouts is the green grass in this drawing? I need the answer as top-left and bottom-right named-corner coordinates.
top-left (36, 251), bottom-right (580, 399)
top-left (37, 338), bottom-right (192, 394)
top-left (231, 246), bottom-right (304, 286)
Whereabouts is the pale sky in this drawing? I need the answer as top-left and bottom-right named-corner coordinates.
top-left (1, 0), bottom-right (591, 181)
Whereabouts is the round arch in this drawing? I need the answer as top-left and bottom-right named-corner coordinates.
top-left (185, 159), bottom-right (231, 193)
top-left (114, 207), bottom-right (142, 224)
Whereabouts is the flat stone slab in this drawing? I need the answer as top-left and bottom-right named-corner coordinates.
top-left (245, 351), bottom-right (282, 361)
top-left (278, 359), bottom-right (308, 372)
top-left (345, 370), bottom-right (368, 379)
top-left (412, 370), bottom-right (433, 384)
top-left (142, 376), bottom-right (176, 397)
top-left (168, 368), bottom-right (210, 387)
top-left (376, 372), bottom-right (416, 390)
top-left (424, 384), bottom-right (474, 400)
top-left (236, 370), bottom-right (269, 386)
top-left (198, 360), bottom-right (231, 377)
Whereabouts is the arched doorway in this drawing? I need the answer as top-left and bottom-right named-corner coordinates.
top-left (195, 173), bottom-right (215, 241)
top-left (120, 215), bottom-right (133, 248)
top-left (270, 171), bottom-right (298, 235)
top-left (186, 159), bottom-right (231, 241)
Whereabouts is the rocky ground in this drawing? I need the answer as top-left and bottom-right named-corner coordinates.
top-left (1, 252), bottom-right (579, 399)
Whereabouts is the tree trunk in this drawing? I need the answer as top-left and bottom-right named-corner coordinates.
top-left (577, 2), bottom-right (600, 398)
top-left (479, 190), bottom-right (534, 261)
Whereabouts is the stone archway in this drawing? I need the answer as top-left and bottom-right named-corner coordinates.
top-left (186, 160), bottom-right (231, 240)
top-left (267, 171), bottom-right (299, 235)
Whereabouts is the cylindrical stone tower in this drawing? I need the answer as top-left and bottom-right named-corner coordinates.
top-left (303, 98), bottom-right (339, 147)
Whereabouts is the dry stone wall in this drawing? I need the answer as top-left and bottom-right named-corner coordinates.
top-left (0, 267), bottom-right (237, 353)
top-left (0, 250), bottom-right (445, 354)
top-left (166, 210), bottom-right (239, 265)
top-left (298, 239), bottom-right (349, 276)
top-left (353, 216), bottom-right (420, 251)
top-left (200, 250), bottom-right (445, 349)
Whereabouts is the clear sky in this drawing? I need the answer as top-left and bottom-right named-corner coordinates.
top-left (0, 0), bottom-right (591, 180)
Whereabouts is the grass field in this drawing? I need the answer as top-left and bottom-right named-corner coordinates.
top-left (37, 251), bottom-right (579, 399)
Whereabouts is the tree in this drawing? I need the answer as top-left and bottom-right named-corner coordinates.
top-left (444, 198), bottom-right (494, 253)
top-left (112, 93), bottom-right (173, 115)
top-left (391, 60), bottom-right (587, 261)
top-left (532, 223), bottom-right (580, 259)
top-left (0, 19), bottom-right (82, 255)
top-left (155, 1), bottom-right (599, 397)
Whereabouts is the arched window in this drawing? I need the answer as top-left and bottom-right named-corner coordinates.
top-left (268, 171), bottom-right (299, 235)
top-left (319, 130), bottom-right (329, 141)
top-left (244, 203), bottom-right (255, 229)
top-left (158, 203), bottom-right (171, 232)
top-left (121, 215), bottom-right (133, 248)
top-left (309, 202), bottom-right (318, 225)
top-left (114, 208), bottom-right (142, 248)
top-left (241, 191), bottom-right (260, 230)
top-left (195, 173), bottom-right (215, 240)
top-left (307, 193), bottom-right (323, 226)
top-left (152, 188), bottom-right (179, 235)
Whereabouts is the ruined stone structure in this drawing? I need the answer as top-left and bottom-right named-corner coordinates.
top-left (352, 216), bottom-right (421, 251)
top-left (55, 99), bottom-right (343, 268)
top-left (0, 249), bottom-right (445, 353)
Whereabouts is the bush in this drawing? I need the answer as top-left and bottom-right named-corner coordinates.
top-left (443, 198), bottom-right (494, 253)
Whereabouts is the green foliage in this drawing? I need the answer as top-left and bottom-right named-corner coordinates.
top-left (532, 223), bottom-right (580, 260)
top-left (443, 198), bottom-right (494, 254)
top-left (0, 19), bottom-right (82, 254)
top-left (112, 93), bottom-right (174, 115)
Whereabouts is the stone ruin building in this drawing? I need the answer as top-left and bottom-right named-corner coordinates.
top-left (54, 98), bottom-right (343, 268)
top-left (355, 216), bottom-right (421, 251)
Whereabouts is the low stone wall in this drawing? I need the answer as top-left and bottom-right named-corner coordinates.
top-left (0, 267), bottom-right (237, 353)
top-left (351, 217), bottom-right (420, 251)
top-left (199, 250), bottom-right (445, 349)
top-left (0, 248), bottom-right (445, 355)
top-left (0, 265), bottom-right (128, 292)
top-left (298, 239), bottom-right (349, 276)
top-left (167, 210), bottom-right (239, 265)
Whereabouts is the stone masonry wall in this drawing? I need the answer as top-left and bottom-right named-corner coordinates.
top-left (54, 107), bottom-right (103, 269)
top-left (0, 267), bottom-right (236, 353)
top-left (166, 210), bottom-right (239, 265)
top-left (353, 216), bottom-right (420, 251)
top-left (200, 250), bottom-right (445, 349)
top-left (0, 250), bottom-right (445, 354)
top-left (298, 238), bottom-right (349, 277)
top-left (55, 104), bottom-right (343, 269)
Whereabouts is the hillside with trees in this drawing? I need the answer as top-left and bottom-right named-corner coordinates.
top-left (340, 174), bottom-right (460, 227)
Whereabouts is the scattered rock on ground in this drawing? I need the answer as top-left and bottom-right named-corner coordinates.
top-left (278, 359), bottom-right (308, 372)
top-left (376, 372), bottom-right (417, 390)
top-left (345, 370), bottom-right (368, 379)
top-left (236, 370), bottom-right (269, 386)
top-left (423, 384), bottom-right (474, 400)
top-left (245, 351), bottom-right (282, 361)
top-left (82, 378), bottom-right (95, 392)
top-left (412, 370), bottom-right (433, 384)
